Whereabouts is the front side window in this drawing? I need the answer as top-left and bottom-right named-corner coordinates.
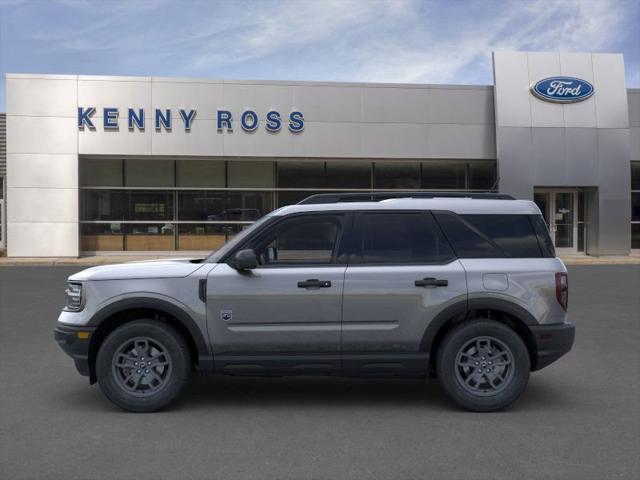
top-left (251, 215), bottom-right (343, 266)
top-left (354, 212), bottom-right (454, 264)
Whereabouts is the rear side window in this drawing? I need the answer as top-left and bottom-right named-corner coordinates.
top-left (434, 212), bottom-right (549, 258)
top-left (355, 212), bottom-right (454, 264)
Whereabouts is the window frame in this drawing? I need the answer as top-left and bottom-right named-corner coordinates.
top-left (348, 210), bottom-right (457, 266)
top-left (223, 212), bottom-right (352, 268)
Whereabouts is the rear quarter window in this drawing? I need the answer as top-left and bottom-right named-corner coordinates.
top-left (434, 212), bottom-right (551, 258)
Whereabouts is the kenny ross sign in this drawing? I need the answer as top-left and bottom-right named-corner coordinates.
top-left (78, 107), bottom-right (305, 133)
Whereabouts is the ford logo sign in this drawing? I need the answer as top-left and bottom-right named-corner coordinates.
top-left (531, 76), bottom-right (594, 103)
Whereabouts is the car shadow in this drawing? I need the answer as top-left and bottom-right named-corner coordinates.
top-left (54, 374), bottom-right (577, 414)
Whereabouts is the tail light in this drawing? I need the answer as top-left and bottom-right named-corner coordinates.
top-left (555, 272), bottom-right (568, 311)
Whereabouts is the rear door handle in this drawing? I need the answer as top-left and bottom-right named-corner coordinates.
top-left (297, 279), bottom-right (332, 288)
top-left (415, 277), bottom-right (448, 287)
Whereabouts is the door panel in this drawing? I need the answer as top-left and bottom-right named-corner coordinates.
top-left (207, 264), bottom-right (345, 356)
top-left (340, 211), bottom-right (467, 373)
top-left (342, 263), bottom-right (467, 354)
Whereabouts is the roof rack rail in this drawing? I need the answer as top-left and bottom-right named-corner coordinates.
top-left (297, 191), bottom-right (515, 205)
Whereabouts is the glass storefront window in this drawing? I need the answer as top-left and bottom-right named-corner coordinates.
top-left (374, 162), bottom-right (420, 189)
top-left (226, 191), bottom-right (272, 220)
top-left (468, 162), bottom-right (496, 190)
top-left (81, 190), bottom-right (126, 221)
top-left (80, 223), bottom-right (124, 251)
top-left (422, 162), bottom-right (466, 189)
top-left (81, 158), bottom-right (123, 187)
top-left (631, 162), bottom-right (640, 190)
top-left (128, 191), bottom-right (174, 221)
top-left (123, 223), bottom-right (174, 251)
top-left (228, 161), bottom-right (274, 188)
top-left (177, 224), bottom-right (237, 251)
top-left (277, 191), bottom-right (324, 208)
top-left (326, 161), bottom-right (371, 189)
top-left (178, 191), bottom-right (225, 221)
top-left (277, 161), bottom-right (325, 188)
top-left (176, 160), bottom-right (225, 188)
top-left (79, 156), bottom-right (500, 252)
top-left (125, 159), bottom-right (175, 187)
top-left (633, 224), bottom-right (640, 249)
top-left (632, 192), bottom-right (640, 222)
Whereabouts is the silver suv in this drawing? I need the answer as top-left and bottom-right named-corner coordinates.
top-left (55, 193), bottom-right (575, 412)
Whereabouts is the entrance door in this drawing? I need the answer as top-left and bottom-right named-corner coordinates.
top-left (534, 189), bottom-right (578, 254)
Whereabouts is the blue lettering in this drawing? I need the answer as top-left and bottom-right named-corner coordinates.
top-left (265, 110), bottom-right (281, 132)
top-left (179, 109), bottom-right (197, 130)
top-left (77, 107), bottom-right (96, 129)
top-left (288, 111), bottom-right (304, 133)
top-left (241, 110), bottom-right (259, 132)
top-left (128, 108), bottom-right (145, 130)
top-left (103, 108), bottom-right (119, 129)
top-left (155, 109), bottom-right (172, 130)
top-left (217, 110), bottom-right (233, 131)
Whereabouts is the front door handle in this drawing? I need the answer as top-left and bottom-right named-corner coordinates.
top-left (415, 277), bottom-right (448, 287)
top-left (297, 279), bottom-right (332, 288)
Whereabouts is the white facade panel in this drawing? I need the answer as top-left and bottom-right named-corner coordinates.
top-left (78, 78), bottom-right (152, 118)
top-left (7, 116), bottom-right (77, 154)
top-left (428, 124), bottom-right (495, 159)
top-left (292, 85), bottom-right (361, 123)
top-left (361, 123), bottom-right (428, 158)
top-left (527, 52), bottom-right (565, 128)
top-left (151, 81), bottom-right (223, 120)
top-left (222, 125), bottom-right (293, 157)
top-left (222, 83), bottom-right (294, 121)
top-left (151, 119), bottom-right (223, 156)
top-left (426, 88), bottom-right (494, 125)
top-left (79, 118), bottom-right (151, 155)
top-left (7, 187), bottom-right (78, 223)
top-left (592, 54), bottom-right (629, 129)
top-left (292, 122), bottom-right (361, 157)
top-left (7, 222), bottom-right (79, 257)
top-left (492, 51), bottom-right (532, 127)
top-left (8, 154), bottom-right (78, 189)
top-left (6, 77), bottom-right (77, 117)
top-left (361, 87), bottom-right (429, 124)
top-left (560, 53), bottom-right (597, 128)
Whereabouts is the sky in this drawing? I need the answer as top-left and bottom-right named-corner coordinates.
top-left (0, 0), bottom-right (639, 111)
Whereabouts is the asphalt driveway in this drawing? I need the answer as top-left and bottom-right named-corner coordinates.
top-left (1, 265), bottom-right (639, 480)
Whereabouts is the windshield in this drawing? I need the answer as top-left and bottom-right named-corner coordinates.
top-left (205, 214), bottom-right (275, 263)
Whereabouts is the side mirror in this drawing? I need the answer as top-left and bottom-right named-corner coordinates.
top-left (233, 249), bottom-right (258, 270)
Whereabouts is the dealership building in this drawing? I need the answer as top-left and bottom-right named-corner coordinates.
top-left (1, 51), bottom-right (639, 257)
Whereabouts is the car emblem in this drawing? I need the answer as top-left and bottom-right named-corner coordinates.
top-left (220, 310), bottom-right (233, 321)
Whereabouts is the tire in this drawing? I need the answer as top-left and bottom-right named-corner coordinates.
top-left (436, 319), bottom-right (530, 412)
top-left (96, 320), bottom-right (191, 412)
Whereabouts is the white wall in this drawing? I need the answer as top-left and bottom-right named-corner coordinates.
top-left (6, 75), bottom-right (79, 256)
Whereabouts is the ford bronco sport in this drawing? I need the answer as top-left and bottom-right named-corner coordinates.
top-left (55, 192), bottom-right (575, 412)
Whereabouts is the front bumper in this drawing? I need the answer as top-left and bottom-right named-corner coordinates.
top-left (530, 322), bottom-right (575, 371)
top-left (54, 324), bottom-right (96, 377)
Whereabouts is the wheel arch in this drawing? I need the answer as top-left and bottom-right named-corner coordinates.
top-left (87, 298), bottom-right (212, 383)
top-left (422, 298), bottom-right (539, 374)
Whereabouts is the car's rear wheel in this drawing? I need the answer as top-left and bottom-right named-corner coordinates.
top-left (96, 320), bottom-right (191, 412)
top-left (436, 319), bottom-right (530, 412)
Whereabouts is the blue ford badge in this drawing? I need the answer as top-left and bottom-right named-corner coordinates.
top-left (531, 77), bottom-right (594, 103)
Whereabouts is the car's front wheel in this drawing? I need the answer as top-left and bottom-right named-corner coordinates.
top-left (436, 319), bottom-right (530, 412)
top-left (96, 320), bottom-right (191, 412)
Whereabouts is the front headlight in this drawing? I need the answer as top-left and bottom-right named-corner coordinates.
top-left (64, 282), bottom-right (84, 311)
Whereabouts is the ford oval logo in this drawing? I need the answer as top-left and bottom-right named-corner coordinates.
top-left (531, 77), bottom-right (594, 103)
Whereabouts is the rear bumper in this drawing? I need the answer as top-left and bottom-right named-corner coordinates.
top-left (54, 324), bottom-right (95, 377)
top-left (530, 322), bottom-right (575, 371)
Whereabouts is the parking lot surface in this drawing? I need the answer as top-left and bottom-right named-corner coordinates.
top-left (1, 265), bottom-right (639, 480)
